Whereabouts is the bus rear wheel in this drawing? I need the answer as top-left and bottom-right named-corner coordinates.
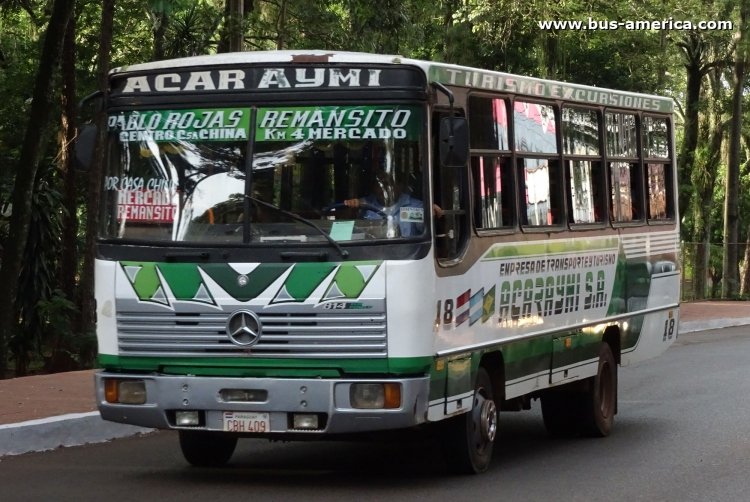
top-left (442, 367), bottom-right (497, 474)
top-left (581, 342), bottom-right (617, 437)
top-left (541, 342), bottom-right (617, 438)
top-left (179, 430), bottom-right (237, 467)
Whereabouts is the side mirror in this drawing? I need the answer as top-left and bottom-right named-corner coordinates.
top-left (75, 123), bottom-right (98, 171)
top-left (439, 116), bottom-right (469, 168)
top-left (75, 90), bottom-right (105, 171)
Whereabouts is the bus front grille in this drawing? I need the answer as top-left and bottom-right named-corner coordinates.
top-left (115, 311), bottom-right (388, 358)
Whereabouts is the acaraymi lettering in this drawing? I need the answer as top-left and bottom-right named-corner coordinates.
top-left (436, 252), bottom-right (617, 329)
top-left (497, 271), bottom-right (607, 325)
top-left (121, 68), bottom-right (383, 93)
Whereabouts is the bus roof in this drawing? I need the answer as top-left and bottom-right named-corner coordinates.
top-left (111, 50), bottom-right (673, 114)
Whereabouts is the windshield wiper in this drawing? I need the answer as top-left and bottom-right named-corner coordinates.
top-left (246, 196), bottom-right (349, 259)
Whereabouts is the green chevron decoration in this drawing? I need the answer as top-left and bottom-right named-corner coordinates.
top-left (119, 261), bottom-right (382, 306)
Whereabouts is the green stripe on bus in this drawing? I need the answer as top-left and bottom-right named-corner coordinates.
top-left (97, 354), bottom-right (431, 376)
top-left (482, 238), bottom-right (619, 261)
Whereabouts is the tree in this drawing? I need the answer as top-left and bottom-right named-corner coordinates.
top-left (59, 4), bottom-right (77, 318)
top-left (690, 61), bottom-right (729, 299)
top-left (78, 0), bottom-right (115, 343)
top-left (218, 0), bottom-right (250, 52)
top-left (0, 0), bottom-right (76, 375)
top-left (722, 2), bottom-right (749, 298)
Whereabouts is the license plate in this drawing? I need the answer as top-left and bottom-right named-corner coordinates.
top-left (222, 411), bottom-right (270, 433)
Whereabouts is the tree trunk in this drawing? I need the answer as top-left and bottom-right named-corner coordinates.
top-left (276, 0), bottom-right (286, 50)
top-left (0, 0), bottom-right (76, 377)
top-left (678, 33), bottom-right (702, 220)
top-left (79, 0), bottom-right (115, 338)
top-left (226, 0), bottom-right (245, 53)
top-left (60, 11), bottom-right (77, 313)
top-left (152, 9), bottom-right (169, 60)
top-left (691, 67), bottom-right (725, 300)
top-left (741, 223), bottom-right (750, 296)
top-left (722, 5), bottom-right (748, 298)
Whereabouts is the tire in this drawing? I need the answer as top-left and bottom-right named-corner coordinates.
top-left (178, 430), bottom-right (238, 467)
top-left (541, 342), bottom-right (617, 438)
top-left (442, 367), bottom-right (498, 474)
top-left (581, 342), bottom-right (617, 437)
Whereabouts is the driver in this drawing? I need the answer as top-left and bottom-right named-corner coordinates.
top-left (343, 170), bottom-right (426, 237)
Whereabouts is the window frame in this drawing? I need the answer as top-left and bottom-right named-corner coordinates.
top-left (466, 93), bottom-right (517, 235)
top-left (561, 105), bottom-right (608, 228)
top-left (642, 114), bottom-right (675, 224)
top-left (512, 98), bottom-right (565, 232)
top-left (605, 110), bottom-right (646, 226)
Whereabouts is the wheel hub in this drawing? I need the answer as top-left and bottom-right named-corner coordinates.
top-left (479, 398), bottom-right (498, 443)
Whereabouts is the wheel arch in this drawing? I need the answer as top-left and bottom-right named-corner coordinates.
top-left (603, 325), bottom-right (621, 365)
top-left (478, 349), bottom-right (505, 402)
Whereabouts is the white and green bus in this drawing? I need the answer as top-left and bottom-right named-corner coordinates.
top-left (89, 50), bottom-right (679, 473)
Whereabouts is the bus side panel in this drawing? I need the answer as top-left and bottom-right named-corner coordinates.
top-left (95, 259), bottom-right (119, 356)
top-left (385, 256), bottom-right (438, 362)
top-left (621, 272), bottom-right (680, 366)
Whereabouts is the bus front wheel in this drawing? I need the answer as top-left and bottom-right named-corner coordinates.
top-left (179, 430), bottom-right (238, 467)
top-left (442, 366), bottom-right (497, 474)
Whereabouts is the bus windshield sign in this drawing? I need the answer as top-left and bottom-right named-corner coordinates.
top-left (109, 108), bottom-right (251, 143)
top-left (256, 106), bottom-right (420, 142)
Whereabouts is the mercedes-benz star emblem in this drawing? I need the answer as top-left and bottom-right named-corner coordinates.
top-left (225, 309), bottom-right (262, 347)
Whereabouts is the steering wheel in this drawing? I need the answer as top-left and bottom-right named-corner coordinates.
top-left (323, 202), bottom-right (387, 218)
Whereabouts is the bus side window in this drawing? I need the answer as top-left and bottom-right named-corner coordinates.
top-left (642, 116), bottom-right (674, 221)
top-left (562, 106), bottom-right (606, 224)
top-left (468, 95), bottom-right (515, 230)
top-left (606, 112), bottom-right (644, 223)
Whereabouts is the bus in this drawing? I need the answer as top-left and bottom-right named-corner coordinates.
top-left (87, 50), bottom-right (680, 474)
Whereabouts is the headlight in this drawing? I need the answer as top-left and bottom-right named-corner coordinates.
top-left (104, 378), bottom-right (146, 404)
top-left (350, 383), bottom-right (401, 409)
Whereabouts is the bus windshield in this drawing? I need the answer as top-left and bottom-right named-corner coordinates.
top-left (100, 104), bottom-right (426, 245)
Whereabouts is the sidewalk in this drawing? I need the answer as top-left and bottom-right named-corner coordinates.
top-left (1, 300), bottom-right (749, 457)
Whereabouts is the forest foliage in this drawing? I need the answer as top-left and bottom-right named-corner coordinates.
top-left (0, 0), bottom-right (748, 376)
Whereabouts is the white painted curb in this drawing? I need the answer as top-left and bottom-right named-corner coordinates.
top-left (679, 317), bottom-right (750, 334)
top-left (0, 411), bottom-right (153, 457)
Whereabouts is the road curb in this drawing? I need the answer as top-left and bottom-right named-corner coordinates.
top-left (679, 317), bottom-right (750, 334)
top-left (0, 412), bottom-right (153, 457)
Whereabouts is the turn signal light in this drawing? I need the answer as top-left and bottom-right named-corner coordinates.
top-left (383, 383), bottom-right (401, 409)
top-left (104, 379), bottom-right (118, 403)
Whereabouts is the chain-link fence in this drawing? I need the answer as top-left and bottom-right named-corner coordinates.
top-left (681, 242), bottom-right (750, 301)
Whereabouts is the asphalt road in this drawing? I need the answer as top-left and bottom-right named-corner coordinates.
top-left (2, 326), bottom-right (750, 502)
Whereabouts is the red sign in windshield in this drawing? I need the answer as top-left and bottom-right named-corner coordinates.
top-left (118, 188), bottom-right (176, 223)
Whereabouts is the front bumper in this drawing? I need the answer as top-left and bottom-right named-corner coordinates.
top-left (95, 372), bottom-right (430, 435)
